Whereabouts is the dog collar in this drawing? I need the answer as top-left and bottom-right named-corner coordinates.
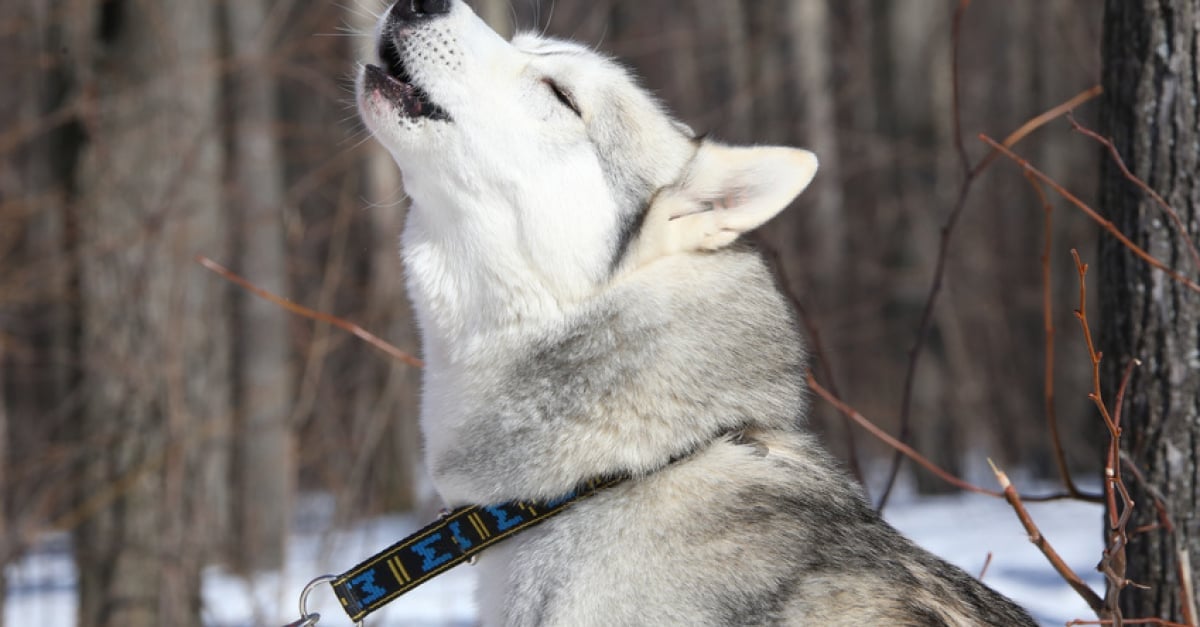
top-left (308, 476), bottom-right (624, 624)
top-left (284, 430), bottom-right (743, 626)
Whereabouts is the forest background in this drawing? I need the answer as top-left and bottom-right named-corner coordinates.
top-left (3, 0), bottom-right (1196, 625)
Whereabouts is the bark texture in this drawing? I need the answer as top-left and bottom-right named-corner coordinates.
top-left (73, 1), bottom-right (230, 625)
top-left (1099, 0), bottom-right (1200, 621)
top-left (223, 0), bottom-right (295, 573)
top-left (0, 344), bottom-right (6, 627)
top-left (349, 2), bottom-right (426, 515)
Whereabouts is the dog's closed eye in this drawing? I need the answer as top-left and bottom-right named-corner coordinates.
top-left (543, 78), bottom-right (582, 117)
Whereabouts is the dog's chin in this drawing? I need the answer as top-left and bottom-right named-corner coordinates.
top-left (360, 64), bottom-right (452, 128)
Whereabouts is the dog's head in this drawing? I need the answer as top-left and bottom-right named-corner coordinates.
top-left (359, 0), bottom-right (818, 340)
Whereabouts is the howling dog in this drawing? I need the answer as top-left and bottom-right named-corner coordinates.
top-left (356, 0), bottom-right (1037, 624)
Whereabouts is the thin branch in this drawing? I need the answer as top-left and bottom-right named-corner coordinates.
top-left (196, 255), bottom-right (424, 368)
top-left (760, 240), bottom-right (865, 487)
top-left (877, 178), bottom-right (971, 510)
top-left (1112, 359), bottom-right (1140, 439)
top-left (989, 459), bottom-right (1106, 616)
top-left (974, 85), bottom-right (1104, 174)
top-left (876, 83), bottom-right (1104, 510)
top-left (1102, 464), bottom-right (1135, 624)
top-left (1066, 113), bottom-right (1200, 274)
top-left (808, 370), bottom-right (1080, 502)
top-left (978, 552), bottom-right (994, 581)
top-left (951, 0), bottom-right (973, 175)
top-left (1070, 251), bottom-right (1144, 624)
top-left (1026, 172), bottom-right (1099, 501)
top-left (1070, 250), bottom-right (1120, 439)
top-left (980, 137), bottom-right (1200, 296)
top-left (809, 371), bottom-right (1000, 497)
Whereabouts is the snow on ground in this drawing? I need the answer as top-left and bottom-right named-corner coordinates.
top-left (6, 488), bottom-right (1104, 626)
top-left (886, 488), bottom-right (1104, 625)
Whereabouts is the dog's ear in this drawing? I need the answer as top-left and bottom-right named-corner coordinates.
top-left (627, 143), bottom-right (818, 266)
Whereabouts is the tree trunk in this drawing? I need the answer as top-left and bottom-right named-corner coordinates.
top-left (476, 0), bottom-right (513, 39)
top-left (0, 343), bottom-right (6, 627)
top-left (876, 0), bottom-right (964, 495)
top-left (1033, 0), bottom-right (1106, 479)
top-left (74, 1), bottom-right (230, 625)
top-left (788, 0), bottom-right (844, 289)
top-left (1100, 0), bottom-right (1200, 622)
top-left (702, 1), bottom-right (752, 140)
top-left (1, 0), bottom-right (82, 535)
top-left (349, 3), bottom-right (425, 515)
top-left (223, 0), bottom-right (295, 573)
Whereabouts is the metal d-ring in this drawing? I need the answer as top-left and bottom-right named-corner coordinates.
top-left (284, 575), bottom-right (364, 627)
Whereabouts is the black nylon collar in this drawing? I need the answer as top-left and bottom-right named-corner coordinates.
top-left (331, 476), bottom-right (624, 622)
top-left (328, 426), bottom-right (746, 622)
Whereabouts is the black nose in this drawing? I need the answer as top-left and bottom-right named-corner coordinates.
top-left (390, 0), bottom-right (451, 22)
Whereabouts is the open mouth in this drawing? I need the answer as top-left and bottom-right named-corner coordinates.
top-left (364, 37), bottom-right (451, 122)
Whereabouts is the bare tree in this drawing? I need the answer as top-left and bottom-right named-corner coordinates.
top-left (1099, 0), bottom-right (1200, 621)
top-left (2, 0), bottom-right (82, 531)
top-left (348, 1), bottom-right (425, 515)
top-left (0, 344), bottom-right (7, 626)
top-left (477, 0), bottom-right (514, 39)
top-left (872, 0), bottom-right (964, 495)
top-left (223, 0), bottom-right (295, 573)
top-left (788, 0), bottom-right (844, 288)
top-left (72, 1), bottom-right (230, 625)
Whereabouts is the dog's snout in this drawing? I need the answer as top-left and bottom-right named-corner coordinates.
top-left (390, 0), bottom-right (451, 22)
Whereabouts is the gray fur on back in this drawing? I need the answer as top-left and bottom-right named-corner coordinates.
top-left (429, 249), bottom-right (1036, 626)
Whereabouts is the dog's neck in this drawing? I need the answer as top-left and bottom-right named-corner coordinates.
top-left (403, 212), bottom-right (559, 365)
top-left (399, 176), bottom-right (624, 367)
top-left (409, 244), bottom-right (809, 505)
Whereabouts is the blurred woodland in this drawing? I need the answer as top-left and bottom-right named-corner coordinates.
top-left (5, 0), bottom-right (1198, 625)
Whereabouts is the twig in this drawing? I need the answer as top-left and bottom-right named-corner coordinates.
top-left (809, 371), bottom-right (1000, 497)
top-left (1066, 113), bottom-right (1200, 274)
top-left (760, 240), bottom-right (865, 487)
top-left (808, 371), bottom-right (1080, 502)
top-left (1026, 173), bottom-right (1101, 502)
top-left (196, 255), bottom-right (424, 368)
top-left (1070, 251), bottom-right (1120, 438)
top-left (978, 551), bottom-right (994, 581)
top-left (1112, 361), bottom-right (1138, 442)
top-left (878, 0), bottom-right (983, 508)
top-left (877, 83), bottom-right (1104, 510)
top-left (974, 85), bottom-right (1103, 174)
top-left (951, 0), bottom-right (973, 175)
top-left (1070, 251), bottom-right (1143, 625)
top-left (980, 137), bottom-right (1200, 296)
top-left (989, 459), bottom-right (1106, 616)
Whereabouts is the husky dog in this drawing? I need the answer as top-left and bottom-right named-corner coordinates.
top-left (357, 1), bottom-right (1036, 625)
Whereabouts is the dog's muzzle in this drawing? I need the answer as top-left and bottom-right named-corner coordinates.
top-left (362, 0), bottom-right (453, 122)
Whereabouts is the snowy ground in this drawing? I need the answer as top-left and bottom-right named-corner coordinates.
top-left (6, 486), bottom-right (1104, 626)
